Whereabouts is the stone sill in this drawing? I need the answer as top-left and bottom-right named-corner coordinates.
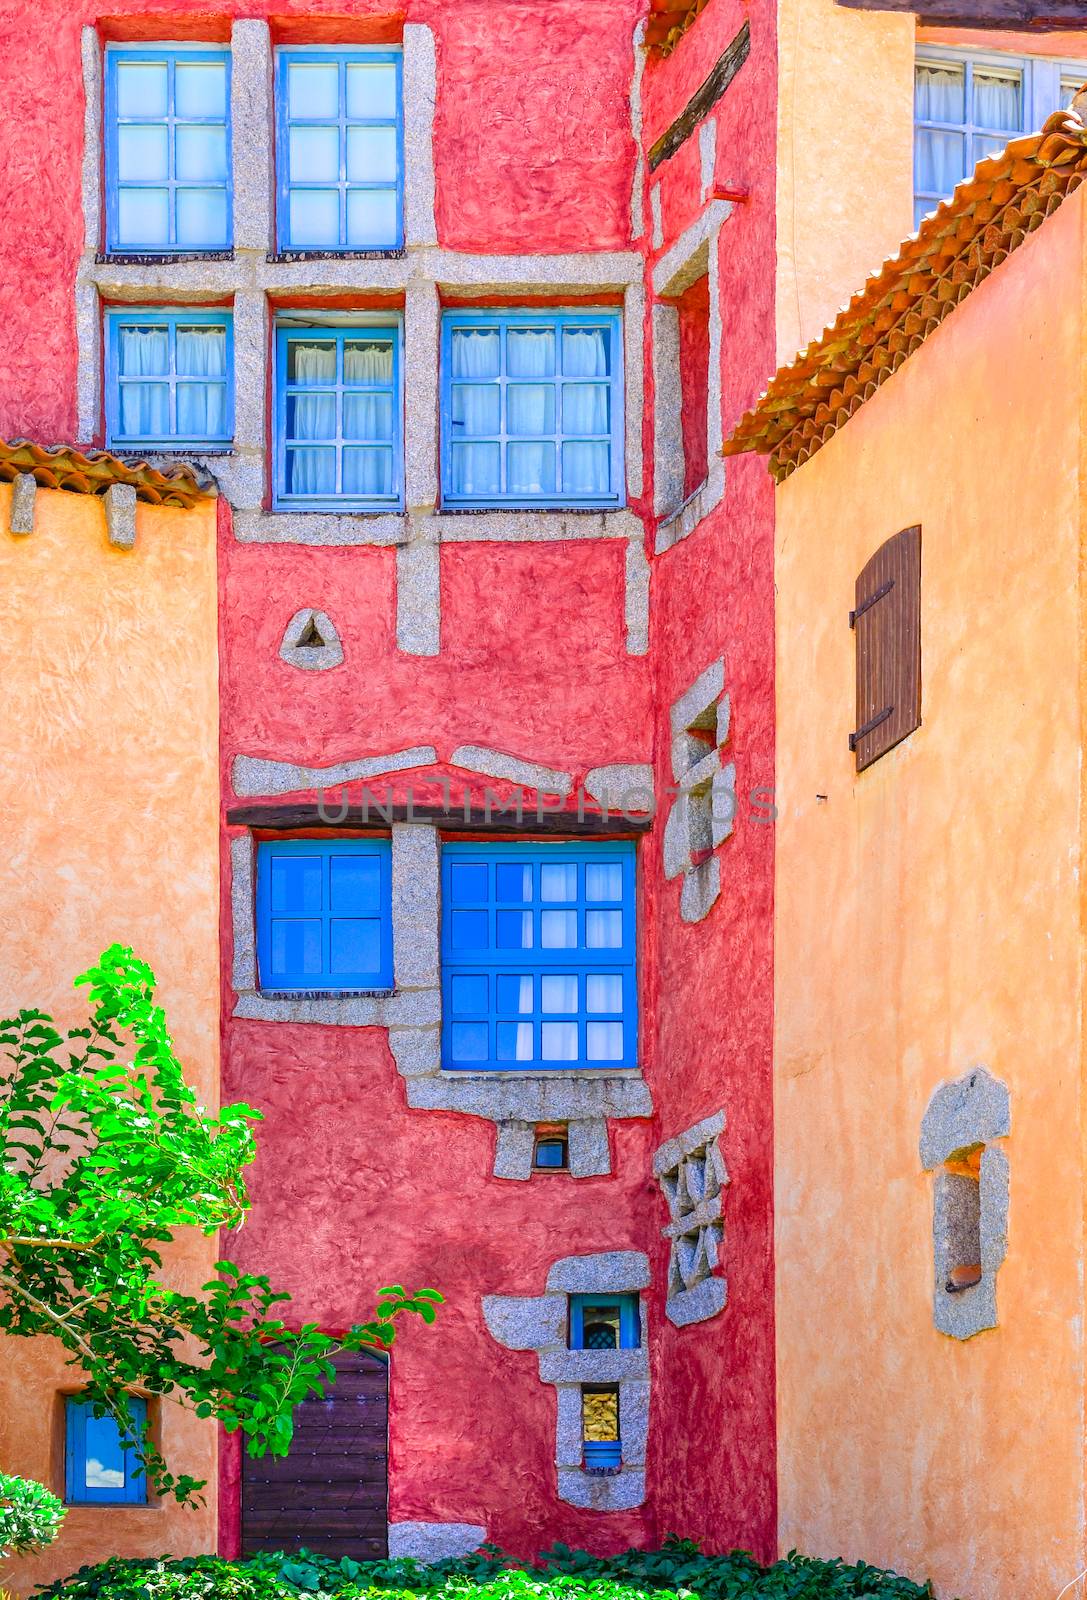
top-left (96, 250), bottom-right (235, 265)
top-left (260, 989), bottom-right (394, 1001)
top-left (440, 1068), bottom-right (644, 1082)
top-left (267, 248), bottom-right (406, 263)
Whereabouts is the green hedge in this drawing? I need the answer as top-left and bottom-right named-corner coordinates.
top-left (36, 1539), bottom-right (943, 1600)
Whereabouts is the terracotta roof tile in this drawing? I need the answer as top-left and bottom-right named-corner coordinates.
top-left (0, 439), bottom-right (212, 508)
top-left (724, 98), bottom-right (1087, 482)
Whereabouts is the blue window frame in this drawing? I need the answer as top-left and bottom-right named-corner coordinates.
top-left (441, 841), bottom-right (637, 1071)
top-left (569, 1294), bottom-right (641, 1350)
top-left (274, 322), bottom-right (402, 511)
top-left (105, 46), bottom-right (231, 253)
top-left (256, 838), bottom-right (393, 992)
top-left (65, 1396), bottom-right (147, 1505)
top-left (440, 309), bottom-right (625, 510)
top-left (106, 309), bottom-right (233, 450)
top-left (276, 49), bottom-right (403, 252)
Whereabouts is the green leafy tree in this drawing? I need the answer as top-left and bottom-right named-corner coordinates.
top-left (0, 944), bottom-right (441, 1516)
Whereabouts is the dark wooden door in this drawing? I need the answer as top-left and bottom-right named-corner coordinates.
top-left (241, 1348), bottom-right (388, 1559)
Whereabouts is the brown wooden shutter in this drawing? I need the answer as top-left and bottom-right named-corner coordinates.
top-left (241, 1348), bottom-right (388, 1560)
top-left (849, 525), bottom-right (921, 772)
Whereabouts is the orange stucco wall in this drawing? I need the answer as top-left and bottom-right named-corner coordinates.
top-left (0, 488), bottom-right (220, 1596)
top-left (772, 187), bottom-right (1087, 1598)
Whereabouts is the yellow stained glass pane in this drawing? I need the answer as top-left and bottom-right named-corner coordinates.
top-left (582, 1388), bottom-right (619, 1443)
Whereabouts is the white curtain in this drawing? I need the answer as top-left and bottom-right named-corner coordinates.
top-left (974, 70), bottom-right (1020, 132)
top-left (542, 1020), bottom-right (579, 1062)
top-left (562, 328), bottom-right (610, 495)
top-left (119, 327), bottom-right (169, 439)
top-left (450, 329), bottom-right (500, 497)
top-left (176, 326), bottom-right (226, 438)
top-left (342, 341), bottom-right (393, 497)
top-left (507, 975), bottom-right (533, 1062)
top-left (288, 342), bottom-right (336, 496)
top-left (915, 65), bottom-right (966, 199)
top-left (506, 328), bottom-right (554, 495)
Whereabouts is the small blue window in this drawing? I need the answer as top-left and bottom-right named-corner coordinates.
top-left (256, 838), bottom-right (393, 992)
top-left (65, 1396), bottom-right (147, 1505)
top-left (274, 323), bottom-right (402, 510)
top-left (441, 841), bottom-right (637, 1071)
top-left (582, 1386), bottom-right (621, 1472)
top-left (440, 310), bottom-right (625, 510)
top-left (569, 1294), bottom-right (641, 1350)
top-left (276, 50), bottom-right (403, 252)
top-left (105, 47), bottom-right (232, 254)
top-left (106, 309), bottom-right (233, 450)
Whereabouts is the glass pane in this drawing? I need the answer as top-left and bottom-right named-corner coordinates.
top-left (449, 861), bottom-right (487, 903)
top-left (915, 128), bottom-right (966, 197)
top-left (346, 187), bottom-right (398, 247)
top-left (450, 441), bottom-right (500, 498)
top-left (507, 385), bottom-right (555, 437)
top-left (586, 863), bottom-right (622, 901)
top-left (582, 1388), bottom-right (619, 1441)
top-left (973, 69), bottom-right (1022, 132)
top-left (450, 909), bottom-right (488, 949)
top-left (176, 383), bottom-right (227, 438)
top-left (343, 447), bottom-right (393, 497)
top-left (120, 383), bottom-right (169, 439)
top-left (330, 918), bottom-right (380, 973)
top-left (587, 1021), bottom-right (624, 1061)
top-left (580, 1306), bottom-right (621, 1349)
top-left (117, 124), bottom-right (168, 181)
top-left (176, 125), bottom-right (227, 182)
top-left (535, 1138), bottom-right (565, 1166)
top-left (289, 189), bottom-right (340, 248)
top-left (497, 910), bottom-right (533, 949)
top-left (344, 338), bottom-right (394, 383)
top-left (287, 339), bottom-right (336, 384)
top-left (915, 62), bottom-right (965, 123)
top-left (343, 392), bottom-right (393, 441)
top-left (175, 61), bottom-right (227, 118)
top-left (563, 383), bottom-right (609, 436)
top-left (290, 125), bottom-right (340, 183)
top-left (540, 909), bottom-right (576, 948)
top-left (541, 974), bottom-right (578, 1013)
top-left (330, 854), bottom-right (380, 912)
top-left (540, 863), bottom-right (576, 902)
top-left (176, 188), bottom-right (228, 248)
top-left (285, 446), bottom-right (335, 496)
top-left (914, 197), bottom-right (935, 230)
top-left (118, 325), bottom-right (169, 377)
top-left (973, 133), bottom-right (1010, 165)
top-left (541, 1020), bottom-right (578, 1060)
top-left (84, 1414), bottom-right (127, 1490)
top-left (586, 974), bottom-right (623, 1013)
top-left (1063, 77), bottom-right (1084, 108)
top-left (451, 384), bottom-right (500, 438)
top-left (497, 1021), bottom-right (534, 1061)
top-left (289, 62), bottom-right (340, 120)
top-left (347, 125), bottom-right (397, 183)
top-left (286, 393), bottom-right (335, 440)
top-left (496, 863), bottom-right (532, 902)
top-left (563, 326), bottom-right (609, 377)
top-left (450, 974), bottom-right (487, 1014)
top-left (497, 974), bottom-right (533, 1014)
top-left (451, 327), bottom-right (500, 380)
top-left (117, 187), bottom-right (169, 246)
top-left (346, 62), bottom-right (398, 120)
top-left (586, 909), bottom-right (622, 949)
top-left (507, 441), bottom-right (556, 496)
top-left (507, 327), bottom-right (555, 378)
top-left (562, 440), bottom-right (609, 496)
top-left (450, 1022), bottom-right (488, 1063)
top-left (270, 918), bottom-right (322, 974)
top-left (116, 61), bottom-right (167, 118)
top-left (175, 325), bottom-right (226, 377)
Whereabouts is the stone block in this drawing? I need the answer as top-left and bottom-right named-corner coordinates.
top-left (567, 1118), bottom-right (611, 1177)
top-left (482, 1293), bottom-right (566, 1352)
top-left (680, 856), bottom-right (720, 923)
top-left (665, 1277), bottom-right (727, 1328)
top-left (392, 823), bottom-right (441, 989)
top-left (583, 763), bottom-right (654, 814)
top-left (545, 1251), bottom-right (650, 1295)
top-left (8, 473), bottom-right (36, 535)
top-left (396, 540), bottom-right (441, 656)
top-left (493, 1121), bottom-right (536, 1181)
top-left (105, 483), bottom-right (137, 549)
top-left (557, 1467), bottom-right (645, 1512)
top-left (388, 1523), bottom-right (487, 1562)
top-left (920, 1065), bottom-right (1011, 1170)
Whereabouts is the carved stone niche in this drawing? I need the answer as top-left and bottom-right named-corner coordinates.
top-left (279, 607), bottom-right (344, 671)
top-left (653, 1110), bottom-right (729, 1326)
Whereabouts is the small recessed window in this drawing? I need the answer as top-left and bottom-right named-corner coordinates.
top-left (582, 1385), bottom-right (620, 1472)
top-left (569, 1292), bottom-right (640, 1351)
top-left (941, 1147), bottom-right (983, 1296)
top-left (533, 1124), bottom-right (568, 1170)
top-left (65, 1396), bottom-right (147, 1505)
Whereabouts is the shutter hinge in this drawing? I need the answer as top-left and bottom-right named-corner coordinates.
top-left (849, 576), bottom-right (895, 628)
top-left (849, 705), bottom-right (894, 751)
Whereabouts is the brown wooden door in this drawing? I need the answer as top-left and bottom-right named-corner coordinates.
top-left (241, 1348), bottom-right (388, 1559)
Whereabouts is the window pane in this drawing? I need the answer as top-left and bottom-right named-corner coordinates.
top-left (346, 62), bottom-right (398, 120)
top-left (451, 974), bottom-right (488, 1014)
top-left (120, 383), bottom-right (169, 438)
top-left (587, 1021), bottom-right (624, 1061)
top-left (497, 974), bottom-right (533, 1014)
top-left (973, 133), bottom-right (1011, 165)
top-left (330, 855), bottom-right (381, 912)
top-left (496, 863), bottom-right (532, 902)
top-left (582, 1388), bottom-right (619, 1441)
top-left (915, 62), bottom-right (965, 122)
top-left (541, 1021), bottom-right (578, 1060)
top-left (452, 385), bottom-right (500, 437)
top-left (497, 910), bottom-right (533, 949)
top-left (346, 187), bottom-right (398, 248)
top-left (497, 1021), bottom-right (534, 1060)
top-left (285, 447), bottom-right (335, 496)
top-left (270, 918), bottom-right (322, 975)
top-left (117, 187), bottom-right (169, 246)
top-left (289, 62), bottom-right (340, 120)
top-left (289, 189), bottom-right (340, 247)
top-left (176, 125), bottom-right (228, 182)
top-left (973, 69), bottom-right (1022, 132)
top-left (116, 61), bottom-right (167, 118)
top-left (175, 325), bottom-right (226, 377)
top-left (450, 1022), bottom-right (489, 1063)
top-left (507, 441), bottom-right (556, 496)
top-left (177, 187), bottom-right (228, 247)
top-left (347, 125), bottom-right (398, 183)
top-left (540, 864), bottom-right (577, 902)
top-left (84, 1414), bottom-right (128, 1490)
top-left (177, 383), bottom-right (227, 438)
top-left (450, 908), bottom-right (488, 949)
top-left (580, 1306), bottom-right (621, 1349)
top-left (915, 127), bottom-right (966, 196)
top-left (507, 327), bottom-right (555, 378)
top-left (344, 338), bottom-right (394, 383)
top-left (330, 918), bottom-right (380, 974)
top-left (586, 909), bottom-right (622, 949)
top-left (562, 441), bottom-right (609, 496)
top-left (343, 393), bottom-right (393, 441)
top-left (290, 125), bottom-right (340, 183)
top-left (541, 974), bottom-right (578, 1013)
top-left (343, 447), bottom-right (393, 496)
top-left (450, 861), bottom-right (488, 903)
top-left (118, 325), bottom-right (169, 377)
top-left (540, 909), bottom-right (576, 948)
top-left (508, 385), bottom-right (555, 437)
top-left (564, 383), bottom-right (608, 435)
top-left (117, 124), bottom-right (168, 181)
top-left (175, 61), bottom-right (226, 118)
top-left (563, 327), bottom-right (609, 377)
top-left (451, 441), bottom-right (500, 498)
top-left (452, 327), bottom-right (500, 380)
top-left (270, 854), bottom-right (322, 912)
top-left (286, 393), bottom-right (335, 440)
top-left (287, 340), bottom-right (336, 384)
top-left (586, 974), bottom-right (623, 1013)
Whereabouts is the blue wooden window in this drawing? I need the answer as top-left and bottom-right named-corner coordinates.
top-left (256, 838), bottom-right (393, 992)
top-left (105, 47), bottom-right (231, 253)
top-left (582, 1386), bottom-right (621, 1471)
top-left (274, 323), bottom-right (402, 510)
top-left (569, 1294), bottom-right (640, 1350)
top-left (915, 48), bottom-right (1087, 227)
top-left (276, 49), bottom-right (403, 252)
top-left (440, 310), bottom-right (625, 509)
top-left (441, 841), bottom-right (637, 1071)
top-left (106, 309), bottom-right (233, 450)
top-left (65, 1396), bottom-right (147, 1505)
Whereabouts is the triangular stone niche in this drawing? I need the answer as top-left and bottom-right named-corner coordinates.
top-left (279, 608), bottom-right (344, 672)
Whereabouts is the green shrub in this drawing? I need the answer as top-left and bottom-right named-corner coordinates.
top-left (36, 1540), bottom-right (939, 1600)
top-left (0, 1473), bottom-right (65, 1558)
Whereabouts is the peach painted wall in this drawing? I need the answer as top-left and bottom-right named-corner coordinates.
top-left (771, 187), bottom-right (1087, 1599)
top-left (0, 488), bottom-right (220, 1596)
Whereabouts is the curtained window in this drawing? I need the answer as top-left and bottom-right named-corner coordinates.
top-left (276, 50), bottom-right (402, 252)
top-left (106, 47), bottom-right (231, 253)
top-left (275, 323), bottom-right (401, 509)
top-left (108, 310), bottom-right (232, 448)
top-left (442, 310), bottom-right (624, 508)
